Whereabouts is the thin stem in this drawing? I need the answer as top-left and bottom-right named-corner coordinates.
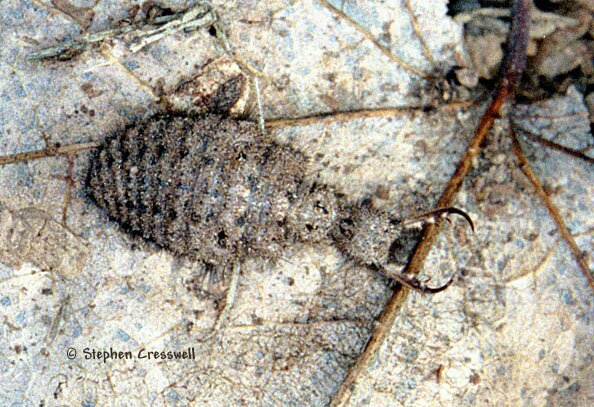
top-left (405, 0), bottom-right (530, 283)
top-left (510, 129), bottom-right (593, 288)
top-left (0, 142), bottom-right (100, 166)
top-left (330, 1), bottom-right (532, 405)
top-left (520, 130), bottom-right (594, 164)
top-left (316, 0), bottom-right (432, 79)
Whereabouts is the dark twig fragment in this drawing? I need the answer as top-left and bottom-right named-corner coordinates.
top-left (0, 142), bottom-right (100, 167)
top-left (510, 128), bottom-right (594, 289)
top-left (405, 0), bottom-right (530, 278)
top-left (520, 130), bottom-right (594, 164)
top-left (330, 1), bottom-right (532, 405)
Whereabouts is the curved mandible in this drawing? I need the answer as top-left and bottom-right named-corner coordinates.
top-left (386, 207), bottom-right (474, 294)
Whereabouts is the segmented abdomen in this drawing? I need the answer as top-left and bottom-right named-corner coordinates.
top-left (86, 113), bottom-right (308, 266)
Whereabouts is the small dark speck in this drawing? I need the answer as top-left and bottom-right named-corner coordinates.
top-left (561, 290), bottom-right (574, 305)
top-left (115, 329), bottom-right (130, 342)
top-left (167, 391), bottom-right (181, 401)
top-left (322, 73), bottom-right (336, 82)
top-left (560, 382), bottom-right (580, 398)
top-left (124, 60), bottom-right (140, 70)
top-left (286, 277), bottom-right (295, 286)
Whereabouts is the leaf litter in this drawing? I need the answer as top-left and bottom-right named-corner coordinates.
top-left (0, 0), bottom-right (592, 405)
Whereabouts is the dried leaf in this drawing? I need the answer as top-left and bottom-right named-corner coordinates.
top-left (0, 0), bottom-right (591, 405)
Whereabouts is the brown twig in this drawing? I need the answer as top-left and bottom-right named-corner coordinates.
top-left (405, 0), bottom-right (530, 277)
top-left (403, 0), bottom-right (436, 68)
top-left (0, 142), bottom-right (100, 167)
top-left (266, 102), bottom-right (474, 130)
top-left (330, 1), bottom-right (531, 405)
top-left (510, 129), bottom-right (594, 288)
top-left (61, 153), bottom-right (75, 226)
top-left (0, 103), bottom-right (477, 168)
top-left (520, 130), bottom-right (594, 164)
top-left (0, 103), bottom-right (478, 167)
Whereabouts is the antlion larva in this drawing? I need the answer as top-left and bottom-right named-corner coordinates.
top-left (23, 3), bottom-right (474, 293)
top-left (86, 107), bottom-right (473, 294)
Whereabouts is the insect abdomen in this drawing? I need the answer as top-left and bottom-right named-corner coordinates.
top-left (86, 113), bottom-right (308, 266)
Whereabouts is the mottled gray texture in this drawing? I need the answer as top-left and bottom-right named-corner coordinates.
top-left (86, 106), bottom-right (462, 293)
top-left (0, 0), bottom-right (592, 406)
top-left (87, 112), bottom-right (308, 266)
top-left (345, 89), bottom-right (594, 406)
